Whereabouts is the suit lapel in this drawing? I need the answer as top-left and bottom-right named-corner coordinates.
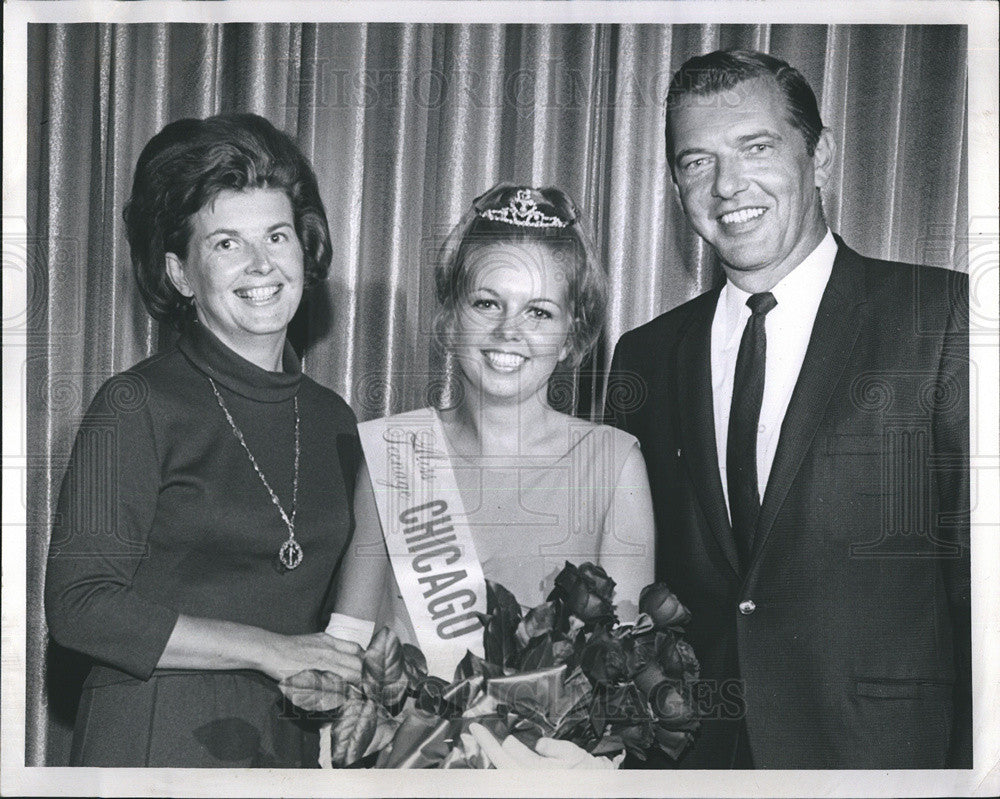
top-left (675, 288), bottom-right (741, 575)
top-left (749, 241), bottom-right (868, 566)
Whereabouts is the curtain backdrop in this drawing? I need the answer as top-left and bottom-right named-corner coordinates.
top-left (25, 22), bottom-right (968, 765)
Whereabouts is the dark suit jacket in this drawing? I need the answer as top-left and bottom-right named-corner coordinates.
top-left (608, 239), bottom-right (970, 769)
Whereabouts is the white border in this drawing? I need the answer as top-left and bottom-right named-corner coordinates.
top-left (3, 2), bottom-right (998, 797)
top-left (3, 0), bottom-right (998, 25)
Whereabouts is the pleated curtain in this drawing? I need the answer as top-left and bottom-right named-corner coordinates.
top-left (25, 22), bottom-right (968, 765)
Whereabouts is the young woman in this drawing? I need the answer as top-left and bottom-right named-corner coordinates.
top-left (331, 183), bottom-right (655, 665)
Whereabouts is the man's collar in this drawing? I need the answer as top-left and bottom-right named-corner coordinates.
top-left (720, 229), bottom-right (837, 342)
top-left (768, 228), bottom-right (837, 305)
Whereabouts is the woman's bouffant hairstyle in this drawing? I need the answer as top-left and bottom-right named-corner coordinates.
top-left (123, 113), bottom-right (332, 324)
top-left (434, 183), bottom-right (607, 369)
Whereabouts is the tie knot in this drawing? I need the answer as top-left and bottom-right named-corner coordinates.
top-left (746, 292), bottom-right (777, 317)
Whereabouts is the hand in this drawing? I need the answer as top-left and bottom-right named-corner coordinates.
top-left (466, 723), bottom-right (622, 769)
top-left (260, 631), bottom-right (363, 683)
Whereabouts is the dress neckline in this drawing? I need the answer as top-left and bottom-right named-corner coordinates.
top-left (176, 322), bottom-right (302, 403)
top-left (433, 407), bottom-right (601, 466)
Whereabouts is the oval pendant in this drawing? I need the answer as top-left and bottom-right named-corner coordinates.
top-left (279, 538), bottom-right (303, 570)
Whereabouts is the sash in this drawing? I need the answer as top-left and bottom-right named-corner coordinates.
top-left (357, 408), bottom-right (486, 678)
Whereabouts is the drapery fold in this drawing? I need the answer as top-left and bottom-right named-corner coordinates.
top-left (25, 22), bottom-right (967, 765)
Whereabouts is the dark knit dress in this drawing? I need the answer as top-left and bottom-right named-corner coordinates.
top-left (44, 323), bottom-right (360, 767)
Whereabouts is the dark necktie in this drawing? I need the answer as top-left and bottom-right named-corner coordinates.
top-left (727, 291), bottom-right (778, 566)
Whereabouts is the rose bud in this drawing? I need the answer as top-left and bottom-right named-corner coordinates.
top-left (638, 584), bottom-right (691, 630)
top-left (580, 628), bottom-right (629, 686)
top-left (674, 638), bottom-right (699, 680)
top-left (654, 631), bottom-right (683, 675)
top-left (578, 563), bottom-right (616, 602)
top-left (648, 679), bottom-right (696, 729)
top-left (655, 634), bottom-right (700, 684)
top-left (632, 661), bottom-right (669, 698)
top-left (554, 562), bottom-right (615, 624)
top-left (623, 633), bottom-right (657, 678)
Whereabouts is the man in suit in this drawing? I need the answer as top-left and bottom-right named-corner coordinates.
top-left (608, 50), bottom-right (970, 769)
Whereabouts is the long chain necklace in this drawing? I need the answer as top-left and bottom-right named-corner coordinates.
top-left (208, 377), bottom-right (303, 570)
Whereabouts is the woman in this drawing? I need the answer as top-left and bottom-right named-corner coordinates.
top-left (331, 183), bottom-right (655, 667)
top-left (45, 114), bottom-right (362, 767)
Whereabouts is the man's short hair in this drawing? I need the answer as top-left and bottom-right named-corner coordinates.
top-left (665, 50), bottom-right (824, 175)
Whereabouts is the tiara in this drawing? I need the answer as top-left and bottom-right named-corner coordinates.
top-left (478, 189), bottom-right (570, 228)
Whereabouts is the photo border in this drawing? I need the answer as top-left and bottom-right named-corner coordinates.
top-left (3, 2), bottom-right (997, 797)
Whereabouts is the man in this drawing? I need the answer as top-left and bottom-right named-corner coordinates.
top-left (608, 50), bottom-right (970, 769)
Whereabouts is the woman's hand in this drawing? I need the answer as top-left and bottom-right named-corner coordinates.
top-left (466, 723), bottom-right (623, 769)
top-left (260, 632), bottom-right (363, 683)
top-left (157, 615), bottom-right (364, 683)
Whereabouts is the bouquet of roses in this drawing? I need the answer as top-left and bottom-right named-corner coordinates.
top-left (279, 562), bottom-right (699, 768)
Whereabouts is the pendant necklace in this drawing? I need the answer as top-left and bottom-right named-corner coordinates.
top-left (208, 377), bottom-right (303, 570)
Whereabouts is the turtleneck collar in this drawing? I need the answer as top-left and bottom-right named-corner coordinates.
top-left (176, 321), bottom-right (302, 403)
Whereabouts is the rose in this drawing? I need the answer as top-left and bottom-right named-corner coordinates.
top-left (291, 566), bottom-right (700, 769)
top-left (553, 562), bottom-right (615, 624)
top-left (653, 632), bottom-right (698, 683)
top-left (632, 661), bottom-right (668, 698)
top-left (622, 632), bottom-right (656, 678)
top-left (638, 584), bottom-right (690, 630)
top-left (632, 635), bottom-right (697, 733)
top-left (577, 563), bottom-right (615, 601)
top-left (580, 627), bottom-right (629, 686)
top-left (647, 679), bottom-right (696, 729)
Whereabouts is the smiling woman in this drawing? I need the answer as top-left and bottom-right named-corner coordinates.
top-left (449, 239), bottom-right (575, 406)
top-left (165, 188), bottom-right (306, 371)
top-left (43, 114), bottom-right (365, 767)
top-left (319, 184), bottom-right (661, 768)
top-left (331, 182), bottom-right (657, 671)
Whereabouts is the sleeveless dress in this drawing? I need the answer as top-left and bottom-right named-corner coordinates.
top-left (371, 410), bottom-right (650, 642)
top-left (44, 323), bottom-right (360, 766)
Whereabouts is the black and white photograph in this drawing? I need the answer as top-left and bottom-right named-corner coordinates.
top-left (2, 1), bottom-right (998, 796)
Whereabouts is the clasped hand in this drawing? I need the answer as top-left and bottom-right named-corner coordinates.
top-left (265, 631), bottom-right (362, 683)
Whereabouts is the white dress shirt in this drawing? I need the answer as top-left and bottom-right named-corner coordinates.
top-left (711, 229), bottom-right (837, 513)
